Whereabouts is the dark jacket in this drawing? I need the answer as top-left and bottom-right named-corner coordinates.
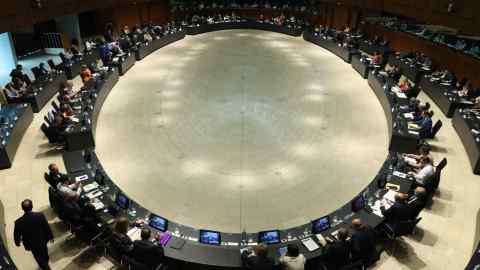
top-left (381, 202), bottom-right (413, 228)
top-left (110, 232), bottom-right (133, 255)
top-left (242, 254), bottom-right (275, 270)
top-left (131, 239), bottom-right (164, 268)
top-left (14, 212), bottom-right (53, 251)
top-left (407, 196), bottom-right (426, 219)
top-left (323, 240), bottom-right (351, 269)
top-left (350, 226), bottom-right (376, 263)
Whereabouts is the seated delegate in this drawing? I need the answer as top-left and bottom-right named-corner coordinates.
top-left (403, 145), bottom-right (434, 169)
top-left (131, 228), bottom-right (165, 268)
top-left (279, 244), bottom-right (306, 270)
top-left (10, 65), bottom-right (32, 85)
top-left (407, 187), bottom-right (428, 218)
top-left (46, 163), bottom-right (68, 188)
top-left (410, 110), bottom-right (433, 139)
top-left (317, 228), bottom-right (351, 270)
top-left (241, 244), bottom-right (275, 270)
top-left (56, 176), bottom-right (82, 202)
top-left (409, 156), bottom-right (435, 193)
top-left (380, 193), bottom-right (413, 232)
top-left (350, 218), bottom-right (377, 266)
top-left (109, 216), bottom-right (134, 255)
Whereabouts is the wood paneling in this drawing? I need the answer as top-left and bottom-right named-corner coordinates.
top-left (365, 23), bottom-right (480, 87)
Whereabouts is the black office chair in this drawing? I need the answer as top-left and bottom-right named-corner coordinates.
top-left (40, 123), bottom-right (56, 144)
top-left (51, 101), bottom-right (60, 112)
top-left (44, 115), bottom-right (52, 126)
top-left (31, 67), bottom-right (41, 81)
top-left (433, 158), bottom-right (447, 191)
top-left (429, 120), bottom-right (442, 139)
top-left (48, 60), bottom-right (57, 70)
top-left (122, 255), bottom-right (166, 270)
top-left (384, 218), bottom-right (422, 240)
top-left (339, 261), bottom-right (365, 270)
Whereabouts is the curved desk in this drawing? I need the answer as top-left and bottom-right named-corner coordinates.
top-left (186, 20), bottom-right (303, 37)
top-left (57, 28), bottom-right (422, 268)
top-left (7, 72), bottom-right (67, 113)
top-left (0, 104), bottom-right (33, 169)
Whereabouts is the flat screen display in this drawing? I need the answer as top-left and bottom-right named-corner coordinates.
top-left (312, 216), bottom-right (331, 234)
top-left (149, 214), bottom-right (168, 232)
top-left (115, 192), bottom-right (130, 210)
top-left (258, 230), bottom-right (280, 245)
top-left (351, 195), bottom-right (365, 212)
top-left (199, 230), bottom-right (221, 245)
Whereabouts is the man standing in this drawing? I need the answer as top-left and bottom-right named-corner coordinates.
top-left (14, 199), bottom-right (54, 270)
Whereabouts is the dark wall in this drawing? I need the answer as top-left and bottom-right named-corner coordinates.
top-left (364, 23), bottom-right (480, 87)
top-left (0, 0), bottom-right (170, 34)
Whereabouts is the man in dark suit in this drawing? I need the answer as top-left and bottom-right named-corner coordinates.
top-left (350, 218), bottom-right (377, 266)
top-left (131, 228), bottom-right (164, 269)
top-left (14, 199), bottom-right (54, 270)
top-left (381, 193), bottom-right (413, 232)
top-left (319, 228), bottom-right (351, 269)
top-left (241, 244), bottom-right (275, 270)
top-left (47, 163), bottom-right (68, 188)
top-left (407, 187), bottom-right (427, 219)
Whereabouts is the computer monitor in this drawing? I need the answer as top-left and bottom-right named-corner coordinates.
top-left (199, 230), bottom-right (221, 245)
top-left (311, 216), bottom-right (331, 234)
top-left (148, 214), bottom-right (168, 232)
top-left (258, 230), bottom-right (280, 245)
top-left (115, 192), bottom-right (130, 210)
top-left (351, 195), bottom-right (365, 212)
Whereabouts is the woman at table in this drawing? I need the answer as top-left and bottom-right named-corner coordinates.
top-left (109, 217), bottom-right (133, 256)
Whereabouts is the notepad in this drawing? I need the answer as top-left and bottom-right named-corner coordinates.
top-left (383, 190), bottom-right (398, 202)
top-left (75, 174), bottom-right (89, 182)
top-left (91, 200), bottom-right (105, 211)
top-left (408, 123), bottom-right (420, 129)
top-left (385, 183), bottom-right (400, 191)
top-left (85, 190), bottom-right (103, 199)
top-left (83, 182), bottom-right (99, 193)
top-left (127, 227), bottom-right (142, 241)
top-left (392, 171), bottom-right (407, 178)
top-left (301, 237), bottom-right (320, 252)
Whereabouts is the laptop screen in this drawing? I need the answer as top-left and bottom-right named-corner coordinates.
top-left (199, 230), bottom-right (221, 245)
top-left (351, 195), bottom-right (365, 212)
top-left (115, 193), bottom-right (130, 210)
top-left (258, 230), bottom-right (280, 245)
top-left (149, 214), bottom-right (168, 232)
top-left (312, 216), bottom-right (331, 234)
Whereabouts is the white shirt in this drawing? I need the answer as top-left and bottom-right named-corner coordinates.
top-left (279, 254), bottom-right (306, 270)
top-left (57, 182), bottom-right (81, 199)
top-left (415, 164), bottom-right (435, 184)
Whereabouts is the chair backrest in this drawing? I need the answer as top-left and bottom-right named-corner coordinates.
top-left (339, 260), bottom-right (364, 270)
top-left (433, 158), bottom-right (447, 190)
top-left (44, 116), bottom-right (52, 126)
top-left (31, 67), bottom-right (40, 80)
top-left (51, 101), bottom-right (60, 112)
top-left (395, 219), bottom-right (418, 237)
top-left (122, 255), bottom-right (151, 270)
top-left (48, 60), bottom-right (56, 70)
top-left (430, 120), bottom-right (443, 138)
top-left (436, 158), bottom-right (447, 172)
